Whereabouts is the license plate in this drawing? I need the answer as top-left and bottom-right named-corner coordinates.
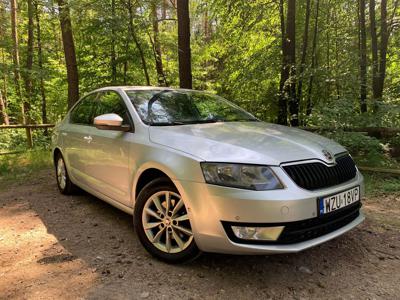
top-left (318, 186), bottom-right (360, 216)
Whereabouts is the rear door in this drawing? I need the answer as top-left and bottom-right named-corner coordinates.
top-left (63, 93), bottom-right (98, 185)
top-left (84, 90), bottom-right (133, 205)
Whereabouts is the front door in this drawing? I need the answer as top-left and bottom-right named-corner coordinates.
top-left (85, 90), bottom-right (133, 206)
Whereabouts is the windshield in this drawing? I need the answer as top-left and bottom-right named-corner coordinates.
top-left (125, 89), bottom-right (258, 125)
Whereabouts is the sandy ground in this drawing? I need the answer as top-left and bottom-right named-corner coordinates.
top-left (0, 169), bottom-right (399, 300)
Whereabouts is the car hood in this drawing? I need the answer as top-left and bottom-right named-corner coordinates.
top-left (149, 122), bottom-right (347, 165)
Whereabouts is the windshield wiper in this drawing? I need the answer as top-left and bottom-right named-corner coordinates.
top-left (181, 119), bottom-right (219, 124)
top-left (149, 121), bottom-right (186, 126)
top-left (149, 119), bottom-right (220, 126)
top-left (225, 118), bottom-right (260, 122)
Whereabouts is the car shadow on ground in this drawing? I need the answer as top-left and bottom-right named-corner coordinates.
top-left (2, 169), bottom-right (398, 299)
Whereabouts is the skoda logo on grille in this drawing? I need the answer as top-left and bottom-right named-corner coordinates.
top-left (322, 149), bottom-right (334, 161)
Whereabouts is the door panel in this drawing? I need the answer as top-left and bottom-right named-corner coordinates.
top-left (63, 93), bottom-right (98, 185)
top-left (87, 130), bottom-right (131, 204)
top-left (64, 125), bottom-right (94, 185)
top-left (84, 90), bottom-right (132, 206)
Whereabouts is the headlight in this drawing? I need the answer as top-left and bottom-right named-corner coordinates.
top-left (201, 163), bottom-right (283, 190)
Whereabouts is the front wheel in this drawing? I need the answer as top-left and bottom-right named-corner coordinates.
top-left (134, 178), bottom-right (200, 263)
top-left (55, 153), bottom-right (76, 195)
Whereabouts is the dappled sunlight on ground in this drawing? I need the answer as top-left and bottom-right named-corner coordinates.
top-left (0, 197), bottom-right (97, 299)
top-left (0, 169), bottom-right (399, 299)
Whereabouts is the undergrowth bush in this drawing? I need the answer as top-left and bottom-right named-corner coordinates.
top-left (0, 130), bottom-right (52, 152)
top-left (321, 131), bottom-right (391, 167)
top-left (0, 150), bottom-right (52, 186)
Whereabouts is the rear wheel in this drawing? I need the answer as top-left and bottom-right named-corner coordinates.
top-left (55, 153), bottom-right (76, 195)
top-left (134, 178), bottom-right (200, 263)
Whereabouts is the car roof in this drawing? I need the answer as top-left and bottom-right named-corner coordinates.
top-left (94, 86), bottom-right (194, 92)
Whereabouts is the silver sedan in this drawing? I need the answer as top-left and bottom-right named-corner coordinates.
top-left (52, 86), bottom-right (364, 263)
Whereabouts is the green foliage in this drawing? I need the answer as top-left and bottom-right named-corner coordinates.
top-left (321, 131), bottom-right (391, 167)
top-left (388, 133), bottom-right (400, 146)
top-left (0, 129), bottom-right (51, 152)
top-left (0, 150), bottom-right (52, 189)
top-left (363, 173), bottom-right (400, 196)
top-left (0, 0), bottom-right (399, 170)
top-left (0, 129), bottom-right (28, 151)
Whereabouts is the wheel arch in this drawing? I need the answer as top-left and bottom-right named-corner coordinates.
top-left (53, 147), bottom-right (63, 166)
top-left (132, 162), bottom-right (188, 207)
top-left (133, 163), bottom-right (175, 198)
top-left (135, 168), bottom-right (171, 197)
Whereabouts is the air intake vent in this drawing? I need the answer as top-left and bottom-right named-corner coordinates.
top-left (282, 154), bottom-right (357, 190)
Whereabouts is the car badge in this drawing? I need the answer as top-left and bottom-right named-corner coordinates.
top-left (322, 149), bottom-right (334, 162)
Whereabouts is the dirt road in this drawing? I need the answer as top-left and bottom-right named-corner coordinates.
top-left (1, 169), bottom-right (399, 299)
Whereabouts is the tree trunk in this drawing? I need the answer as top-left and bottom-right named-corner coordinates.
top-left (127, 0), bottom-right (150, 85)
top-left (177, 0), bottom-right (192, 89)
top-left (306, 0), bottom-right (320, 116)
top-left (358, 0), bottom-right (368, 113)
top-left (24, 0), bottom-right (34, 121)
top-left (278, 0), bottom-right (287, 125)
top-left (0, 5), bottom-right (10, 125)
top-left (152, 1), bottom-right (168, 86)
top-left (369, 0), bottom-right (379, 110)
top-left (10, 0), bottom-right (25, 123)
top-left (286, 0), bottom-right (297, 126)
top-left (369, 0), bottom-right (390, 113)
top-left (57, 0), bottom-right (79, 109)
top-left (0, 62), bottom-right (10, 125)
top-left (377, 0), bottom-right (388, 110)
top-left (297, 0), bottom-right (311, 120)
top-left (111, 0), bottom-right (117, 83)
top-left (162, 0), bottom-right (167, 19)
top-left (204, 6), bottom-right (210, 41)
top-left (35, 0), bottom-right (48, 130)
top-left (123, 39), bottom-right (129, 85)
top-left (325, 2), bottom-right (331, 98)
top-left (0, 90), bottom-right (9, 125)
top-left (333, 10), bottom-right (340, 98)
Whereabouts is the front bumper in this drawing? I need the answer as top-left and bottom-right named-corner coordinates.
top-left (174, 169), bottom-right (365, 255)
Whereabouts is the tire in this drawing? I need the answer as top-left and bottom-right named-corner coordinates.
top-left (55, 153), bottom-right (77, 195)
top-left (134, 177), bottom-right (200, 263)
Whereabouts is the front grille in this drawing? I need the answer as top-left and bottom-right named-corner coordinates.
top-left (282, 154), bottom-right (357, 190)
top-left (222, 201), bottom-right (361, 245)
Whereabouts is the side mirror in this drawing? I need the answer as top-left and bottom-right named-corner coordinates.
top-left (94, 113), bottom-right (131, 132)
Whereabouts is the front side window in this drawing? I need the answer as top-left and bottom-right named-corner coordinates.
top-left (95, 91), bottom-right (131, 125)
top-left (70, 93), bottom-right (98, 125)
top-left (125, 90), bottom-right (258, 125)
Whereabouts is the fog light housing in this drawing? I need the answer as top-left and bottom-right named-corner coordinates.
top-left (231, 226), bottom-right (284, 241)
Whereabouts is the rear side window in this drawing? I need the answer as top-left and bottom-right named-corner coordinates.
top-left (70, 93), bottom-right (98, 125)
top-left (95, 91), bottom-right (131, 125)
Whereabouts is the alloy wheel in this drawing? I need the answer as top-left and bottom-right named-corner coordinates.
top-left (142, 191), bottom-right (193, 254)
top-left (57, 158), bottom-right (67, 190)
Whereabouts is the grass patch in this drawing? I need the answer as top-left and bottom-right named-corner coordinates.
top-left (0, 149), bottom-right (52, 190)
top-left (363, 172), bottom-right (400, 196)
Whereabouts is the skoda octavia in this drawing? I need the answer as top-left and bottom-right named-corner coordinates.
top-left (52, 86), bottom-right (364, 263)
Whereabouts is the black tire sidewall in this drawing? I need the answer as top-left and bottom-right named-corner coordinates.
top-left (55, 153), bottom-right (75, 195)
top-left (134, 178), bottom-right (200, 264)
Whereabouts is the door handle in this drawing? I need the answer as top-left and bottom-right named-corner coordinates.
top-left (83, 136), bottom-right (93, 143)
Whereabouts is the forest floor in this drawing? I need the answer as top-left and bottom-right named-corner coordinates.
top-left (0, 168), bottom-right (399, 300)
